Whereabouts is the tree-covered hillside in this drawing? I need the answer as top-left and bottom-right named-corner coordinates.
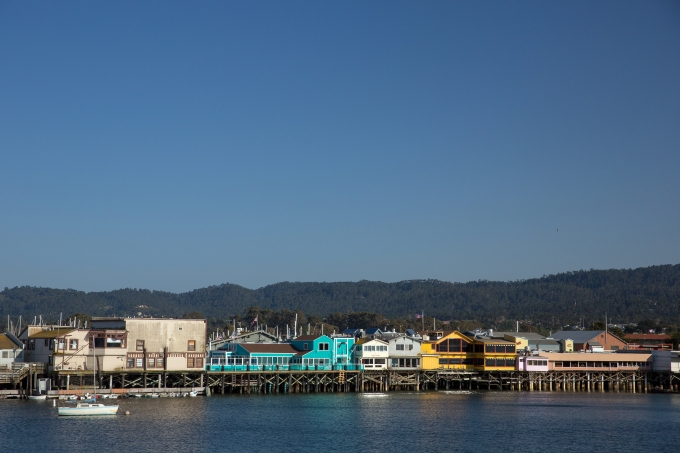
top-left (1, 264), bottom-right (679, 328)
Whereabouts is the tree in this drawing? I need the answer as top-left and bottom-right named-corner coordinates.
top-left (182, 311), bottom-right (204, 319)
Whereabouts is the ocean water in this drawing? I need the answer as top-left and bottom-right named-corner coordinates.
top-left (3, 391), bottom-right (680, 453)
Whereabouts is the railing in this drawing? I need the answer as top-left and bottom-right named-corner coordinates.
top-left (0, 363), bottom-right (46, 384)
top-left (206, 363), bottom-right (365, 372)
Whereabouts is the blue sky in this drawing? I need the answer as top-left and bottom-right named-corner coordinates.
top-left (1, 1), bottom-right (679, 292)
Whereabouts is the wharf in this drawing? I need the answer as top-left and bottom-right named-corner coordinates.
top-left (3, 369), bottom-right (680, 397)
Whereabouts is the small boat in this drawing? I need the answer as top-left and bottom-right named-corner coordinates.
top-left (58, 403), bottom-right (119, 416)
top-left (67, 395), bottom-right (78, 400)
top-left (57, 343), bottom-right (117, 417)
top-left (28, 394), bottom-right (47, 401)
top-left (188, 391), bottom-right (198, 397)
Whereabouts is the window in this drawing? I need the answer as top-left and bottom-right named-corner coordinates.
top-left (409, 344), bottom-right (413, 350)
top-left (303, 343), bottom-right (308, 350)
top-left (136, 340), bottom-right (145, 351)
top-left (57, 339), bottom-right (66, 350)
top-left (507, 345), bottom-right (516, 353)
top-left (611, 346), bottom-right (619, 351)
top-left (439, 358), bottom-right (448, 365)
top-left (148, 358), bottom-right (155, 368)
top-left (1, 351), bottom-right (7, 358)
top-left (187, 357), bottom-right (195, 368)
top-left (188, 340), bottom-right (196, 351)
top-left (196, 358), bottom-right (203, 368)
top-left (449, 339), bottom-right (461, 352)
top-left (319, 343), bottom-right (329, 351)
top-left (136, 358), bottom-right (143, 368)
top-left (396, 344), bottom-right (404, 351)
top-left (69, 339), bottom-right (78, 350)
top-left (486, 358), bottom-right (496, 366)
top-left (127, 358), bottom-right (134, 368)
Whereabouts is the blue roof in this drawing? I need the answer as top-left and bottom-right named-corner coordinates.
top-left (405, 329), bottom-right (417, 337)
top-left (365, 328), bottom-right (382, 335)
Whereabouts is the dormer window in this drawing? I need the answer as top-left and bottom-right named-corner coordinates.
top-left (303, 343), bottom-right (308, 350)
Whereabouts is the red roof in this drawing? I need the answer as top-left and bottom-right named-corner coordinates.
top-left (239, 343), bottom-right (298, 354)
top-left (624, 334), bottom-right (670, 341)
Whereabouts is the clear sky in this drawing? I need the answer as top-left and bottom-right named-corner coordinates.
top-left (1, 1), bottom-right (678, 293)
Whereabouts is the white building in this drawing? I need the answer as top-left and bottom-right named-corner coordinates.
top-left (386, 335), bottom-right (421, 370)
top-left (0, 332), bottom-right (24, 369)
top-left (353, 338), bottom-right (389, 370)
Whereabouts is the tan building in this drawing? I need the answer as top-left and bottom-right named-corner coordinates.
top-left (91, 318), bottom-right (207, 372)
top-left (542, 351), bottom-right (652, 371)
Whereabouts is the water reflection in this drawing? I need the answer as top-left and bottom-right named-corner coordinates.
top-left (2, 392), bottom-right (680, 453)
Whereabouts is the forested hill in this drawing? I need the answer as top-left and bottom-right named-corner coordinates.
top-left (1, 264), bottom-right (680, 326)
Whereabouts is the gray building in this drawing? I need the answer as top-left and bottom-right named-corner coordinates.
top-left (386, 335), bottom-right (422, 370)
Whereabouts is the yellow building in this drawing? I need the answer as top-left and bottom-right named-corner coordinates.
top-left (420, 331), bottom-right (517, 371)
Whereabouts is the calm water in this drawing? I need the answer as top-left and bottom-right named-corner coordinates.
top-left (3, 391), bottom-right (680, 452)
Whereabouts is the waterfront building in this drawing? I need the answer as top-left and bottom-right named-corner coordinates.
top-left (290, 335), bottom-right (335, 370)
top-left (651, 350), bottom-right (680, 372)
top-left (549, 331), bottom-right (627, 352)
top-left (19, 327), bottom-right (92, 372)
top-left (386, 335), bottom-right (421, 370)
top-left (331, 336), bottom-right (355, 369)
top-left (516, 355), bottom-right (549, 372)
top-left (541, 352), bottom-right (652, 371)
top-left (421, 331), bottom-right (517, 371)
top-left (421, 331), bottom-right (476, 370)
top-left (0, 332), bottom-right (24, 369)
top-left (209, 343), bottom-right (298, 371)
top-left (353, 338), bottom-right (389, 370)
top-left (91, 318), bottom-right (207, 372)
top-left (624, 334), bottom-right (673, 350)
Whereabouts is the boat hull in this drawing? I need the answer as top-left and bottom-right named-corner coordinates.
top-left (58, 404), bottom-right (119, 416)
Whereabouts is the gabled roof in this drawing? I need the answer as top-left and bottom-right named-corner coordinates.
top-left (238, 343), bottom-right (298, 354)
top-left (356, 338), bottom-right (389, 345)
top-left (0, 333), bottom-right (23, 350)
top-left (405, 329), bottom-right (417, 337)
top-left (549, 331), bottom-right (605, 343)
top-left (365, 328), bottom-right (382, 335)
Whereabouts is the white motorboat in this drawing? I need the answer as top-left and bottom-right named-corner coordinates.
top-left (58, 403), bottom-right (119, 416)
top-left (28, 395), bottom-right (47, 401)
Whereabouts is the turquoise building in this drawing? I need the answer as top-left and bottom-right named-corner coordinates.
top-left (207, 334), bottom-right (360, 371)
top-left (208, 343), bottom-right (297, 371)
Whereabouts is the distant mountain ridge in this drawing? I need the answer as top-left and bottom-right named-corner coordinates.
top-left (1, 264), bottom-right (679, 325)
